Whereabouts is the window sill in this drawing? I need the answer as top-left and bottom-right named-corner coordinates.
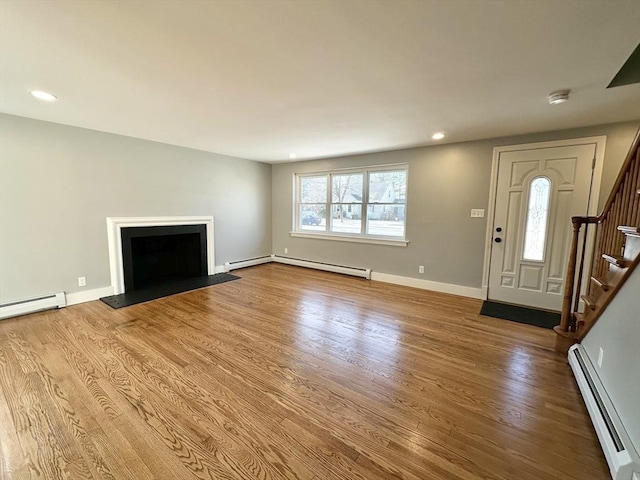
top-left (290, 231), bottom-right (409, 247)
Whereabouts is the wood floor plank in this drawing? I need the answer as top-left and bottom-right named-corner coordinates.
top-left (0, 358), bottom-right (24, 479)
top-left (0, 263), bottom-right (609, 479)
top-left (1, 339), bottom-right (75, 479)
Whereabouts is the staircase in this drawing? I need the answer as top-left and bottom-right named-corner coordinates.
top-left (554, 129), bottom-right (640, 353)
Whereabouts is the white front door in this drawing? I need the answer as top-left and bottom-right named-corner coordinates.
top-left (488, 143), bottom-right (597, 311)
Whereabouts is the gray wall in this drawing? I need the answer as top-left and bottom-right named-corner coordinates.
top-left (0, 114), bottom-right (272, 302)
top-left (2, 114), bottom-right (637, 303)
top-left (582, 265), bottom-right (640, 452)
top-left (272, 121), bottom-right (639, 288)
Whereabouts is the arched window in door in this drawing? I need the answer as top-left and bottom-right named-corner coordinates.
top-left (523, 176), bottom-right (551, 261)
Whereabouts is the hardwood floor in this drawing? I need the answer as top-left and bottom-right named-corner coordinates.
top-left (0, 263), bottom-right (609, 479)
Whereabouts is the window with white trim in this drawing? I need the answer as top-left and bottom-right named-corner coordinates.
top-left (295, 165), bottom-right (407, 240)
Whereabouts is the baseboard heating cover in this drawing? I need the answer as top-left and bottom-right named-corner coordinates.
top-left (0, 292), bottom-right (66, 320)
top-left (224, 254), bottom-right (371, 279)
top-left (224, 255), bottom-right (273, 272)
top-left (272, 255), bottom-right (371, 279)
top-left (568, 344), bottom-right (640, 480)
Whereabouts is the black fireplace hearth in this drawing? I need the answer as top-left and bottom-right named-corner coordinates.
top-left (99, 223), bottom-right (241, 309)
top-left (99, 272), bottom-right (239, 309)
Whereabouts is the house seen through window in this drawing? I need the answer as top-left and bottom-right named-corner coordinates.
top-left (296, 166), bottom-right (407, 239)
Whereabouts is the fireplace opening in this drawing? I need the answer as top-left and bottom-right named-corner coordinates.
top-left (121, 224), bottom-right (207, 292)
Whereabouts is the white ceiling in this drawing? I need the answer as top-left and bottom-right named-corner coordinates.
top-left (1, 0), bottom-right (639, 163)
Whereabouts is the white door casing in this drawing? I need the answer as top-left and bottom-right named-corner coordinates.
top-left (483, 137), bottom-right (605, 311)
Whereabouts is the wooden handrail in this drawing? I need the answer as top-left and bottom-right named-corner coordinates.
top-left (598, 128), bottom-right (640, 221)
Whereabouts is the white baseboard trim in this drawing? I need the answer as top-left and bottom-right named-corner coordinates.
top-left (371, 272), bottom-right (484, 299)
top-left (227, 255), bottom-right (482, 298)
top-left (66, 286), bottom-right (114, 306)
top-left (60, 262), bottom-right (482, 308)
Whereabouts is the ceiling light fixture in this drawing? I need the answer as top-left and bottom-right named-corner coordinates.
top-left (30, 90), bottom-right (57, 102)
top-left (548, 89), bottom-right (570, 105)
top-left (432, 132), bottom-right (445, 140)
top-left (288, 153), bottom-right (297, 159)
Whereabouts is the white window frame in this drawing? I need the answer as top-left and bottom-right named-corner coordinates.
top-left (291, 164), bottom-right (409, 246)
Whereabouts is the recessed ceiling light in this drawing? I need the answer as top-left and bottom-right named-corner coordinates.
top-left (30, 90), bottom-right (57, 102)
top-left (432, 132), bottom-right (445, 140)
top-left (288, 153), bottom-right (297, 159)
top-left (548, 89), bottom-right (570, 105)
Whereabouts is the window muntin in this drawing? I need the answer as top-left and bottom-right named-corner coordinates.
top-left (523, 176), bottom-right (551, 261)
top-left (295, 166), bottom-right (407, 240)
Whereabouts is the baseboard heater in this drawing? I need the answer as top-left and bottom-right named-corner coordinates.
top-left (568, 344), bottom-right (640, 480)
top-left (224, 255), bottom-right (273, 272)
top-left (271, 255), bottom-right (371, 279)
top-left (224, 254), bottom-right (371, 280)
top-left (0, 292), bottom-right (67, 320)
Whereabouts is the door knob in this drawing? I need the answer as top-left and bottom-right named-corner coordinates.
top-left (494, 238), bottom-right (502, 243)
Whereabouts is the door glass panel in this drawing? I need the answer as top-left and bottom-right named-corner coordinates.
top-left (523, 176), bottom-right (551, 261)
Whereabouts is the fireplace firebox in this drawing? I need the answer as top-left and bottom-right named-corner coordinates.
top-left (121, 224), bottom-right (207, 292)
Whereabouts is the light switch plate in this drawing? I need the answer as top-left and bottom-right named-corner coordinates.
top-left (471, 209), bottom-right (485, 218)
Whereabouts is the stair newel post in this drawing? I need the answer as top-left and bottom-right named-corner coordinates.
top-left (555, 216), bottom-right (584, 352)
top-left (560, 216), bottom-right (583, 332)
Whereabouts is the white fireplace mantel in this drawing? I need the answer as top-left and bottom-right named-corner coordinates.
top-left (106, 216), bottom-right (215, 295)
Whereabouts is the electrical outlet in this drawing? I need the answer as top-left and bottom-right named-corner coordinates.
top-left (418, 265), bottom-right (425, 274)
top-left (470, 209), bottom-right (485, 218)
top-left (78, 276), bottom-right (86, 287)
top-left (598, 347), bottom-right (604, 367)
top-left (284, 247), bottom-right (288, 254)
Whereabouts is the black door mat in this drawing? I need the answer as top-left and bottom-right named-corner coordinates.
top-left (100, 273), bottom-right (240, 309)
top-left (479, 301), bottom-right (560, 329)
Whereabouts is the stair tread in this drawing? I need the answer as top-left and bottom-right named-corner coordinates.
top-left (602, 253), bottom-right (627, 267)
top-left (618, 225), bottom-right (640, 237)
top-left (590, 276), bottom-right (609, 291)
